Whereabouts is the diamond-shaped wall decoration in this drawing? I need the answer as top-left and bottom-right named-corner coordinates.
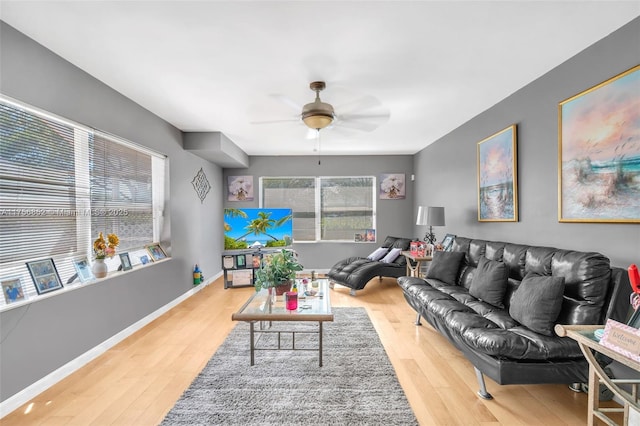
top-left (191, 168), bottom-right (211, 204)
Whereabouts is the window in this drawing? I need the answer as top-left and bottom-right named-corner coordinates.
top-left (260, 176), bottom-right (375, 242)
top-left (0, 97), bottom-right (166, 307)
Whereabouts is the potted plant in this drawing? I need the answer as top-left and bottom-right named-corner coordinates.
top-left (254, 249), bottom-right (303, 295)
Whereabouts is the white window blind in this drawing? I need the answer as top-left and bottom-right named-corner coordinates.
top-left (260, 176), bottom-right (375, 242)
top-left (0, 97), bottom-right (166, 308)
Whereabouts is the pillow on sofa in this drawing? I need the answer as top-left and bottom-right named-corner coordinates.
top-left (367, 247), bottom-right (389, 261)
top-left (509, 273), bottom-right (565, 336)
top-left (469, 256), bottom-right (509, 308)
top-left (380, 247), bottom-right (402, 263)
top-left (425, 251), bottom-right (465, 285)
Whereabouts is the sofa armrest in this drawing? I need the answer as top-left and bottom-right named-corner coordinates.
top-left (603, 267), bottom-right (633, 323)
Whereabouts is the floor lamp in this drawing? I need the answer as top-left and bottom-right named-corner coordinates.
top-left (416, 206), bottom-right (445, 245)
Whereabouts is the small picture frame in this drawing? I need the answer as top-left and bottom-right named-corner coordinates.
top-left (232, 269), bottom-right (253, 286)
top-left (73, 257), bottom-right (95, 283)
top-left (441, 234), bottom-right (456, 252)
top-left (364, 228), bottom-right (376, 242)
top-left (145, 243), bottom-right (167, 262)
top-left (223, 255), bottom-right (235, 269)
top-left (236, 254), bottom-right (246, 269)
top-left (2, 277), bottom-right (26, 304)
top-left (119, 252), bottom-right (133, 271)
top-left (26, 258), bottom-right (63, 295)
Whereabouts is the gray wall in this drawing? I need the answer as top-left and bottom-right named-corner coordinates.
top-left (414, 17), bottom-right (640, 269)
top-left (223, 155), bottom-right (415, 269)
top-left (0, 22), bottom-right (224, 402)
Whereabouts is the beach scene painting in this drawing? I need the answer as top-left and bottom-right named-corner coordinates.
top-left (559, 65), bottom-right (640, 223)
top-left (477, 125), bottom-right (518, 222)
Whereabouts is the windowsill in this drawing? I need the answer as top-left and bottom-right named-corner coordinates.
top-left (0, 257), bottom-right (172, 314)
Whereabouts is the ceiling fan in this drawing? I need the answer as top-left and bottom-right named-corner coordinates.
top-left (250, 81), bottom-right (390, 137)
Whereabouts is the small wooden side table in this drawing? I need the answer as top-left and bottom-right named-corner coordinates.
top-left (555, 324), bottom-right (640, 426)
top-left (401, 251), bottom-right (433, 278)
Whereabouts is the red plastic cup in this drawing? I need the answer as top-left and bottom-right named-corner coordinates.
top-left (285, 291), bottom-right (298, 311)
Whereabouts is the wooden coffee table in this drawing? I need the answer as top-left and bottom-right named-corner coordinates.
top-left (231, 279), bottom-right (333, 366)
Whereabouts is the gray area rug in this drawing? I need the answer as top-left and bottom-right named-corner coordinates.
top-left (161, 307), bottom-right (418, 425)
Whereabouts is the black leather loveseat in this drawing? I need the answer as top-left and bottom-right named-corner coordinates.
top-left (398, 236), bottom-right (631, 399)
top-left (328, 236), bottom-right (412, 295)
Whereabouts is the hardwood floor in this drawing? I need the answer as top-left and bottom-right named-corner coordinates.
top-left (1, 276), bottom-right (617, 425)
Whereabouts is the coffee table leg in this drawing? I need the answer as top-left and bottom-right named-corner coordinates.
top-left (250, 321), bottom-right (255, 366)
top-left (319, 321), bottom-right (323, 367)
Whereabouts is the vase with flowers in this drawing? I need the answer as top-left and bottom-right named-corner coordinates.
top-left (92, 232), bottom-right (119, 278)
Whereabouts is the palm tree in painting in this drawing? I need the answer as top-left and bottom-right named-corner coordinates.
top-left (224, 208), bottom-right (248, 232)
top-left (234, 211), bottom-right (292, 243)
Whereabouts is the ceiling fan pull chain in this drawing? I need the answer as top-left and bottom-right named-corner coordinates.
top-left (317, 130), bottom-right (321, 165)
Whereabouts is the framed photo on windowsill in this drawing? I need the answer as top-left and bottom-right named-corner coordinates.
top-left (145, 243), bottom-right (167, 262)
top-left (2, 277), bottom-right (27, 304)
top-left (73, 257), bottom-right (95, 283)
top-left (119, 252), bottom-right (133, 271)
top-left (26, 258), bottom-right (63, 295)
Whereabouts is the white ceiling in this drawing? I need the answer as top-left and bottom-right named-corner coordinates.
top-left (1, 1), bottom-right (638, 156)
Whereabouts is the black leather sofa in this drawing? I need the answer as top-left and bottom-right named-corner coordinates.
top-left (398, 236), bottom-right (631, 399)
top-left (328, 236), bottom-right (412, 295)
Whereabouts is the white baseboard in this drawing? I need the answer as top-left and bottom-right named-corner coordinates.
top-left (0, 272), bottom-right (222, 419)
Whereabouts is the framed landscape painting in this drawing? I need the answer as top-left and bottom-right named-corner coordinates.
top-left (559, 65), bottom-right (640, 223)
top-left (477, 125), bottom-right (518, 222)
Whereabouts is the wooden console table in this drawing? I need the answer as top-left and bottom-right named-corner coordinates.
top-left (401, 251), bottom-right (432, 278)
top-left (555, 324), bottom-right (640, 426)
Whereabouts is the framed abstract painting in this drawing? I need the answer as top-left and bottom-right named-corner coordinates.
top-left (477, 125), bottom-right (518, 222)
top-left (559, 65), bottom-right (640, 223)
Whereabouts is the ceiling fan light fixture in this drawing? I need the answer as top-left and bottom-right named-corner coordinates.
top-left (301, 81), bottom-right (334, 130)
top-left (302, 110), bottom-right (334, 130)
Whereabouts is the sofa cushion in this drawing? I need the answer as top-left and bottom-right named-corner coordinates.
top-left (380, 247), bottom-right (402, 263)
top-left (509, 273), bottom-right (566, 336)
top-left (390, 238), bottom-right (412, 250)
top-left (425, 251), bottom-right (465, 285)
top-left (367, 247), bottom-right (389, 261)
top-left (381, 236), bottom-right (399, 248)
top-left (469, 256), bottom-right (508, 308)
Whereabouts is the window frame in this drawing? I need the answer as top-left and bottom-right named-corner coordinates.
top-left (0, 95), bottom-right (167, 310)
top-left (259, 175), bottom-right (377, 243)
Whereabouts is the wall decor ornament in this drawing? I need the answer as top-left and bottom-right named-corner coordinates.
top-left (379, 173), bottom-right (405, 199)
top-left (558, 65), bottom-right (640, 223)
top-left (192, 168), bottom-right (211, 204)
top-left (477, 125), bottom-right (518, 222)
top-left (227, 175), bottom-right (254, 201)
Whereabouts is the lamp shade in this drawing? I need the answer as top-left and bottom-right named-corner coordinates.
top-left (416, 206), bottom-right (428, 225)
top-left (427, 206), bottom-right (445, 226)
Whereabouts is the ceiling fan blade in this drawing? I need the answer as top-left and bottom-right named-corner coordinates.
top-left (335, 94), bottom-right (383, 114)
top-left (339, 113), bottom-right (390, 121)
top-left (250, 118), bottom-right (299, 125)
top-left (270, 94), bottom-right (303, 112)
top-left (337, 120), bottom-right (381, 132)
